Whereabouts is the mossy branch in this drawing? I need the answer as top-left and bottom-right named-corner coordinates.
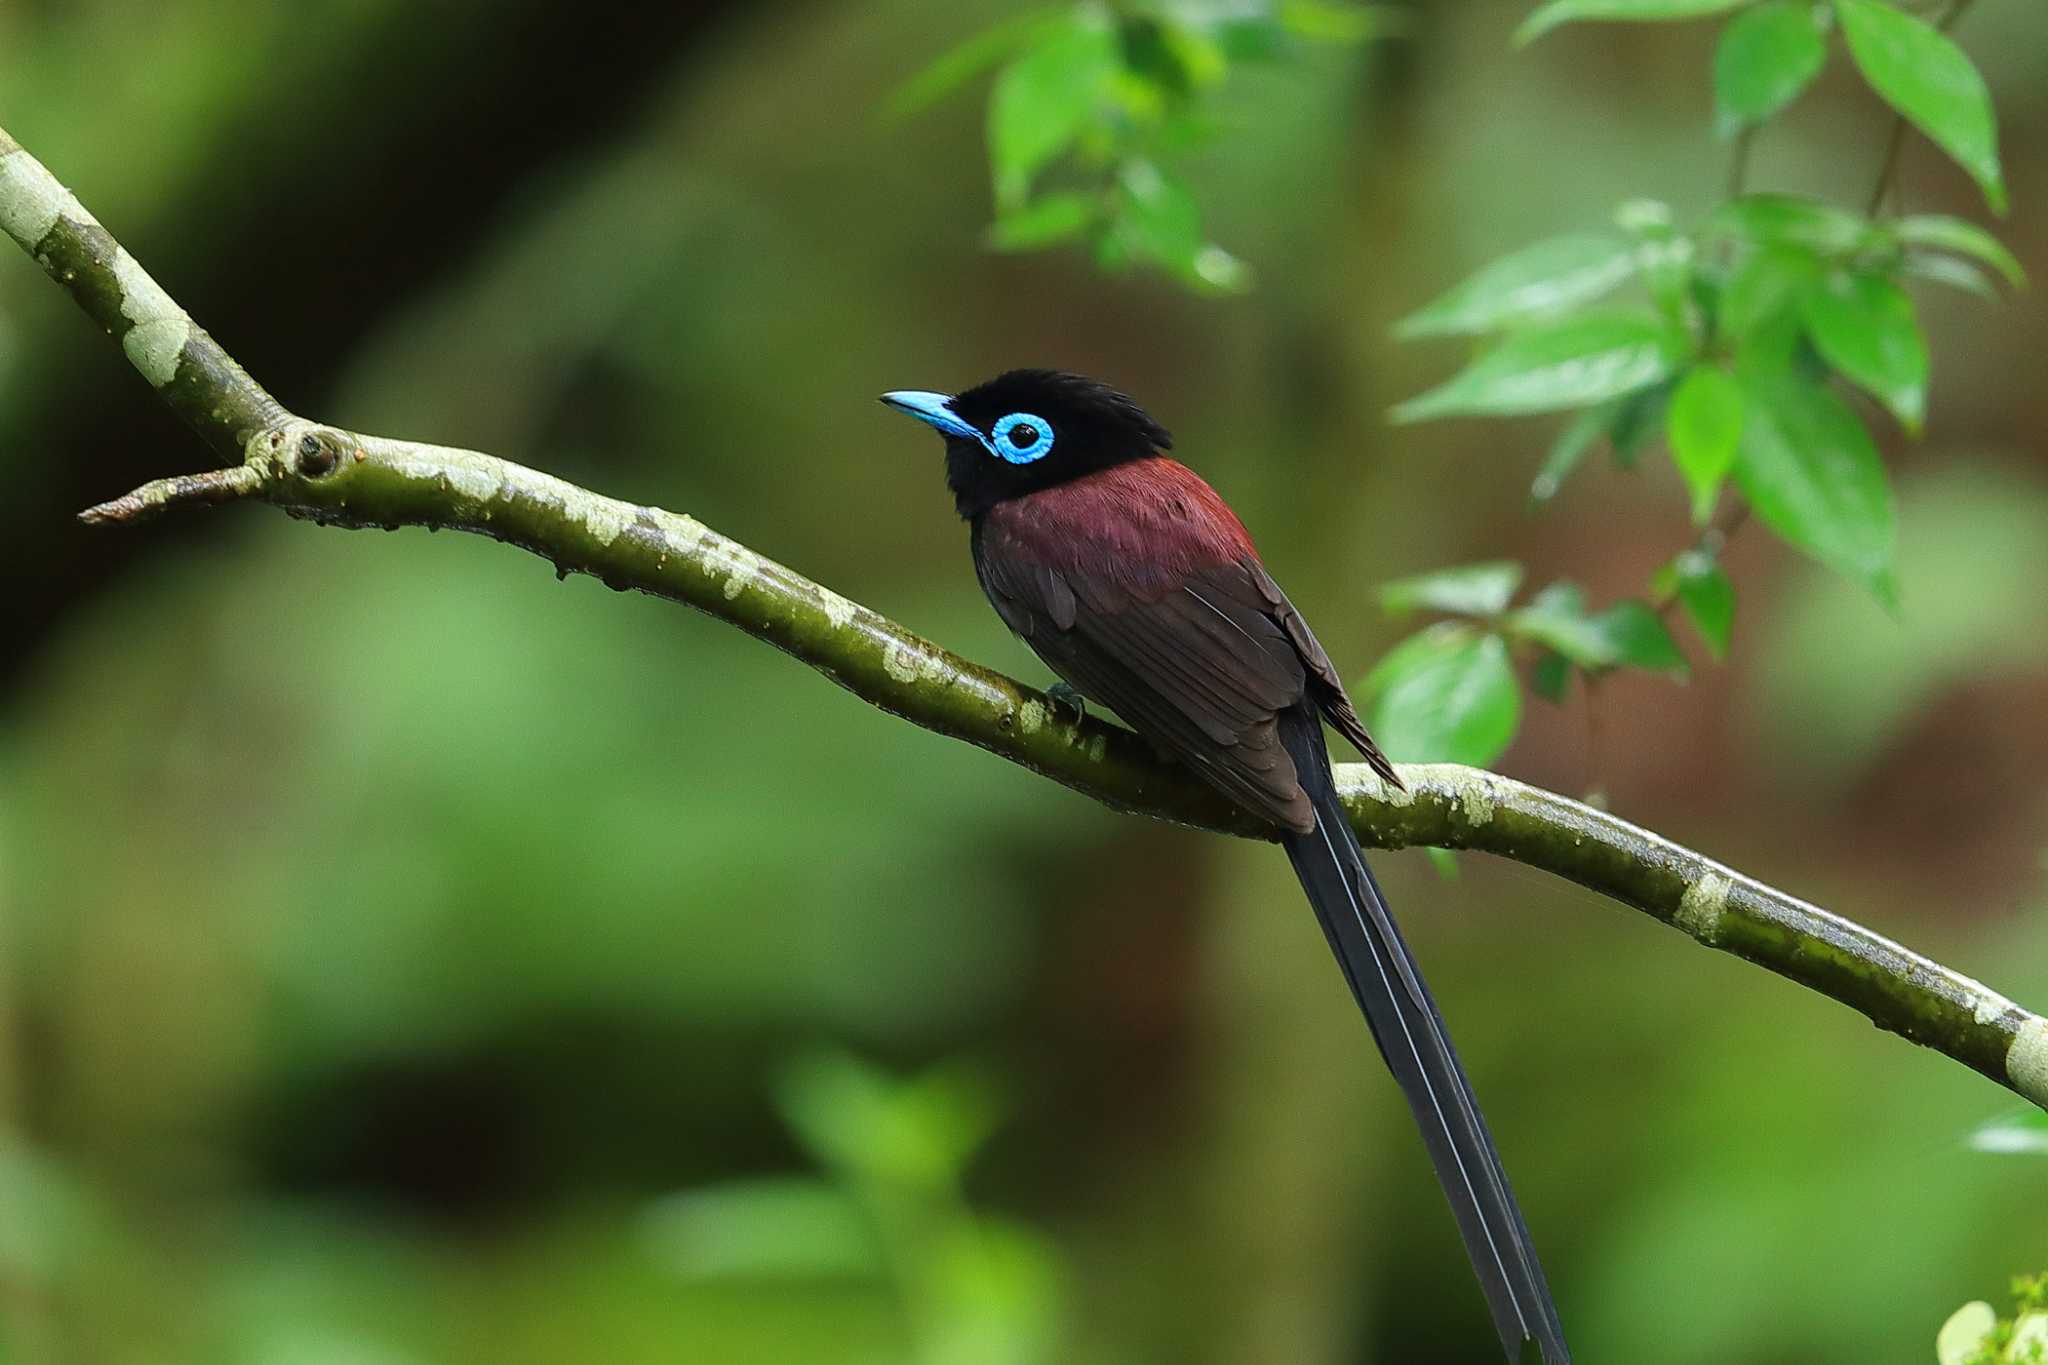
top-left (7, 123), bottom-right (2044, 1111)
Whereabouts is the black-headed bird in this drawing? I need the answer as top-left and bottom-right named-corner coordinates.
top-left (884, 370), bottom-right (1569, 1364)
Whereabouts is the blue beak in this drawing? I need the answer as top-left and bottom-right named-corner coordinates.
top-left (881, 389), bottom-right (983, 443)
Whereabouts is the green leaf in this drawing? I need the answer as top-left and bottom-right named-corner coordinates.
top-left (1889, 214), bottom-right (2026, 288)
top-left (1736, 314), bottom-right (1809, 383)
top-left (1380, 561), bottom-right (1526, 617)
top-left (1516, 0), bottom-right (1750, 47)
top-left (1667, 365), bottom-right (1744, 521)
top-left (988, 10), bottom-right (1120, 208)
top-left (986, 191), bottom-right (1099, 251)
top-left (1614, 198), bottom-right (1677, 239)
top-left (1713, 1), bottom-right (1828, 133)
top-left (1719, 245), bottom-right (1817, 333)
top-left (1210, 15), bottom-right (1287, 61)
top-left (883, 8), bottom-right (1065, 119)
top-left (1363, 626), bottom-right (1522, 766)
top-left (1396, 234), bottom-right (1641, 337)
top-left (1108, 160), bottom-right (1198, 263)
top-left (1531, 401), bottom-right (1614, 502)
top-left (1669, 550), bottom-right (1736, 659)
top-left (1639, 241), bottom-right (1697, 326)
top-left (777, 1051), bottom-right (1002, 1190)
top-left (1724, 249), bottom-right (1839, 380)
top-left (1187, 244), bottom-right (1254, 294)
top-left (1836, 0), bottom-right (2005, 215)
top-left (1509, 584), bottom-right (1684, 673)
top-left (641, 1178), bottom-right (884, 1279)
top-left (1507, 583), bottom-right (1617, 668)
top-left (1278, 0), bottom-right (1393, 44)
top-left (1531, 649), bottom-right (1573, 702)
top-left (1967, 1107), bottom-right (2048, 1157)
top-left (1594, 599), bottom-right (1688, 673)
top-left (1104, 161), bottom-right (1251, 293)
top-left (1734, 372), bottom-right (1897, 603)
top-left (1705, 194), bottom-right (1873, 255)
top-left (1901, 251), bottom-right (1997, 298)
top-left (1393, 314), bottom-right (1689, 422)
top-left (1801, 270), bottom-right (1929, 431)
top-left (1150, 16), bottom-right (1230, 91)
top-left (1607, 382), bottom-right (1670, 467)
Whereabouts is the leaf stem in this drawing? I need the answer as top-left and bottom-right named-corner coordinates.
top-left (1655, 500), bottom-right (1751, 620)
top-left (1728, 125), bottom-right (1755, 200)
top-left (1581, 671), bottom-right (1608, 809)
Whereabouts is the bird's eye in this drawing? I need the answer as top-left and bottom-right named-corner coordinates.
top-left (989, 412), bottom-right (1054, 465)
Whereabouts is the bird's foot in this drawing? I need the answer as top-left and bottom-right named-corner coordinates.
top-left (1045, 682), bottom-right (1088, 727)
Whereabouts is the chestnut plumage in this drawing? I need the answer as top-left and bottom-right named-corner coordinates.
top-left (886, 370), bottom-right (1569, 1364)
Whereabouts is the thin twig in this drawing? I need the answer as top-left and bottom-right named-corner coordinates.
top-left (1727, 125), bottom-right (1755, 200)
top-left (1865, 119), bottom-right (1912, 218)
top-left (1655, 500), bottom-right (1752, 621)
top-left (77, 464), bottom-right (268, 525)
top-left (5, 124), bottom-right (2045, 1111)
top-left (1580, 672), bottom-right (1607, 810)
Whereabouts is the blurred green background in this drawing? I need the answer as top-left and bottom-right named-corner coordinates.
top-left (4, 2), bottom-right (2047, 1361)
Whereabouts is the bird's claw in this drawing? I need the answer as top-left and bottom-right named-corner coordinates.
top-left (1045, 682), bottom-right (1088, 727)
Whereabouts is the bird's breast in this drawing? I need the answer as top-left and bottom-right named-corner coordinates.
top-left (977, 458), bottom-right (1259, 602)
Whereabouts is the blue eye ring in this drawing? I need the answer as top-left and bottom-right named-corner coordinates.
top-left (988, 412), bottom-right (1054, 464)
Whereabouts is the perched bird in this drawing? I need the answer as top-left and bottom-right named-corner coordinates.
top-left (883, 370), bottom-right (1569, 1364)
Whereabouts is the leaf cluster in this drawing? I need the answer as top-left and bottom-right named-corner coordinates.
top-left (644, 1051), bottom-right (1065, 1362)
top-left (1393, 0), bottom-right (2020, 675)
top-left (887, 2), bottom-right (1394, 291)
top-left (1362, 562), bottom-right (1697, 771)
top-left (888, 0), bottom-right (2026, 773)
top-left (1522, 0), bottom-right (2006, 225)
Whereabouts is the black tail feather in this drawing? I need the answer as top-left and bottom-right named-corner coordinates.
top-left (1279, 713), bottom-right (1569, 1365)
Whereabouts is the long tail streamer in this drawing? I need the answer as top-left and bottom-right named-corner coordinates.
top-left (1279, 714), bottom-right (1570, 1365)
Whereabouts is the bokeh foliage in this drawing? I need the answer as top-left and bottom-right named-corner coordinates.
top-left (3, 2), bottom-right (2047, 1363)
top-left (922, 0), bottom-right (2026, 777)
top-left (1371, 0), bottom-right (2021, 769)
top-left (893, 2), bottom-right (1398, 291)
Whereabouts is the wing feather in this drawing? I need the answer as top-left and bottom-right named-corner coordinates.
top-left (972, 459), bottom-right (1399, 824)
top-left (977, 522), bottom-right (1316, 831)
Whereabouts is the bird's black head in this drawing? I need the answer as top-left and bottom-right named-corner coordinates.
top-left (881, 369), bottom-right (1173, 519)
